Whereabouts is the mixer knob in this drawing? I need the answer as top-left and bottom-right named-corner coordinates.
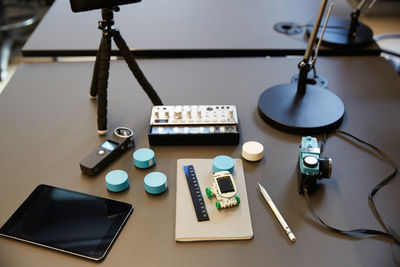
top-left (174, 111), bottom-right (182, 119)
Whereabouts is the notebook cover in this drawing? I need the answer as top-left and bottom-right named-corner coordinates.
top-left (175, 159), bottom-right (253, 241)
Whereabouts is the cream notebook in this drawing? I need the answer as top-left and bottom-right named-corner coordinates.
top-left (175, 159), bottom-right (253, 242)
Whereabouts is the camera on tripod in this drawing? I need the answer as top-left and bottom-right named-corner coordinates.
top-left (69, 0), bottom-right (163, 135)
top-left (297, 136), bottom-right (332, 194)
top-left (70, 0), bottom-right (141, 12)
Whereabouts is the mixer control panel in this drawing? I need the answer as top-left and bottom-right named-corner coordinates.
top-left (148, 105), bottom-right (240, 145)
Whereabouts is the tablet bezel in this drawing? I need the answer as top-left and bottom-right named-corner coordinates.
top-left (0, 184), bottom-right (133, 261)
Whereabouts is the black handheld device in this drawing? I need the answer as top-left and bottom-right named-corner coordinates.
top-left (80, 127), bottom-right (134, 176)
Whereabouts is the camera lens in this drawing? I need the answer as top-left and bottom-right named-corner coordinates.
top-left (303, 156), bottom-right (318, 168)
top-left (319, 157), bottom-right (332, 178)
top-left (114, 127), bottom-right (133, 138)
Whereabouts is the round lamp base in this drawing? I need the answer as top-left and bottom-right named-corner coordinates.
top-left (258, 83), bottom-right (345, 135)
top-left (306, 17), bottom-right (373, 49)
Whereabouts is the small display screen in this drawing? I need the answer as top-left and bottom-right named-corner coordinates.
top-left (100, 140), bottom-right (118, 151)
top-left (0, 185), bottom-right (133, 261)
top-left (217, 177), bottom-right (235, 193)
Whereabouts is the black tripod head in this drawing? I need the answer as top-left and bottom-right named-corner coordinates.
top-left (99, 6), bottom-right (118, 31)
top-left (70, 0), bottom-right (140, 13)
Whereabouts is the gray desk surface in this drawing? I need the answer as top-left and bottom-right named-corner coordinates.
top-left (22, 0), bottom-right (381, 57)
top-left (0, 57), bottom-right (399, 267)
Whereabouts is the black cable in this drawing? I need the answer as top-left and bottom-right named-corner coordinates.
top-left (319, 132), bottom-right (328, 154)
top-left (304, 184), bottom-right (392, 238)
top-left (335, 130), bottom-right (400, 245)
top-left (380, 49), bottom-right (400, 58)
top-left (304, 130), bottom-right (399, 245)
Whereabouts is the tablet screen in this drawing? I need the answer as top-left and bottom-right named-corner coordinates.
top-left (0, 184), bottom-right (133, 261)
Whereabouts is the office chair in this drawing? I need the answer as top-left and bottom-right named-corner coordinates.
top-left (0, 0), bottom-right (39, 81)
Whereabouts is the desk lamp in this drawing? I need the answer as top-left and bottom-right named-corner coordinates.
top-left (70, 0), bottom-right (163, 135)
top-left (306, 0), bottom-right (375, 49)
top-left (258, 0), bottom-right (344, 135)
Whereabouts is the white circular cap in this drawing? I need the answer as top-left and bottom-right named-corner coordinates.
top-left (242, 141), bottom-right (264, 161)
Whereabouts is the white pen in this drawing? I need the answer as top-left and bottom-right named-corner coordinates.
top-left (258, 183), bottom-right (296, 242)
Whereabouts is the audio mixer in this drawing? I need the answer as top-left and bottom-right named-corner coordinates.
top-left (148, 105), bottom-right (240, 145)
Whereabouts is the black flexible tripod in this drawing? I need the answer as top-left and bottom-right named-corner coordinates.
top-left (90, 6), bottom-right (163, 135)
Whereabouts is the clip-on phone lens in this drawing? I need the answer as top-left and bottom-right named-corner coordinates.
top-left (114, 127), bottom-right (133, 138)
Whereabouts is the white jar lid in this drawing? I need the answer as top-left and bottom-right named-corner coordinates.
top-left (242, 141), bottom-right (264, 161)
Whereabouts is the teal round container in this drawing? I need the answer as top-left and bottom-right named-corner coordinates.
top-left (144, 172), bottom-right (167, 194)
top-left (105, 170), bottom-right (129, 192)
top-left (212, 155), bottom-right (234, 173)
top-left (133, 148), bottom-right (155, 168)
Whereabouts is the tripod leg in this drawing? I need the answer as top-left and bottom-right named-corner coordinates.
top-left (89, 40), bottom-right (103, 99)
top-left (112, 29), bottom-right (163, 105)
top-left (97, 34), bottom-right (112, 135)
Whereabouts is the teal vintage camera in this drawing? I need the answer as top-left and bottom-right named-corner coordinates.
top-left (297, 136), bottom-right (332, 194)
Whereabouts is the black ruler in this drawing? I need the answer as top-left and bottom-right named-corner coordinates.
top-left (183, 165), bottom-right (210, 221)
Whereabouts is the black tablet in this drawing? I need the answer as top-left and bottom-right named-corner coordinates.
top-left (0, 184), bottom-right (133, 261)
